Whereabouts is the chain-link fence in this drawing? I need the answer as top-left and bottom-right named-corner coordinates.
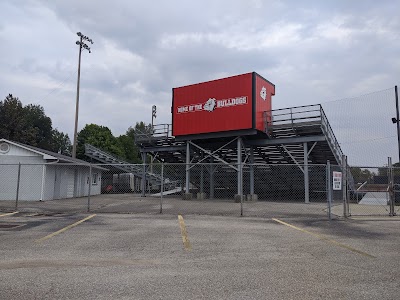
top-left (1, 162), bottom-right (399, 218)
top-left (347, 166), bottom-right (400, 216)
top-left (321, 88), bottom-right (398, 167)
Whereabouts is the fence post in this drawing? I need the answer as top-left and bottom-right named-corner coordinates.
top-left (237, 137), bottom-right (244, 216)
top-left (160, 163), bottom-right (164, 214)
top-left (141, 152), bottom-right (146, 197)
top-left (88, 164), bottom-right (92, 212)
top-left (388, 157), bottom-right (395, 216)
top-left (185, 141), bottom-right (191, 199)
top-left (304, 142), bottom-right (310, 204)
top-left (342, 155), bottom-right (349, 218)
top-left (326, 161), bottom-right (332, 220)
top-left (209, 157), bottom-right (214, 199)
top-left (15, 163), bottom-right (21, 211)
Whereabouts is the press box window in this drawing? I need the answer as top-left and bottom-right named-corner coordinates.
top-left (92, 173), bottom-right (98, 185)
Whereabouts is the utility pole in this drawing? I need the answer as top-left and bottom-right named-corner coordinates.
top-left (72, 32), bottom-right (93, 158)
top-left (395, 86), bottom-right (399, 163)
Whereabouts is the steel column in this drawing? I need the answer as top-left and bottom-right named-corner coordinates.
top-left (326, 161), bottom-right (332, 220)
top-left (200, 164), bottom-right (204, 194)
top-left (88, 164), bottom-right (92, 212)
top-left (141, 152), bottom-right (146, 197)
top-left (303, 142), bottom-right (310, 203)
top-left (160, 163), bottom-right (164, 214)
top-left (388, 157), bottom-right (395, 216)
top-left (209, 156), bottom-right (214, 199)
top-left (249, 147), bottom-right (255, 195)
top-left (237, 137), bottom-right (244, 216)
top-left (342, 155), bottom-right (349, 218)
top-left (185, 141), bottom-right (190, 195)
top-left (395, 86), bottom-right (400, 163)
top-left (40, 164), bottom-right (46, 201)
top-left (237, 137), bottom-right (243, 196)
top-left (15, 163), bottom-right (21, 210)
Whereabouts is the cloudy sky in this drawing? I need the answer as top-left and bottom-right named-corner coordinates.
top-left (0, 0), bottom-right (399, 165)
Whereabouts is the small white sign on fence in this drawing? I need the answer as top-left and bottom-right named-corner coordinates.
top-left (332, 171), bottom-right (342, 190)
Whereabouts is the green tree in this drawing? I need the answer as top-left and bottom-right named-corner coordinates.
top-left (116, 134), bottom-right (141, 163)
top-left (50, 129), bottom-right (72, 156)
top-left (124, 121), bottom-right (154, 163)
top-left (378, 162), bottom-right (400, 177)
top-left (351, 167), bottom-right (375, 183)
top-left (0, 94), bottom-right (27, 142)
top-left (77, 124), bottom-right (124, 160)
top-left (1, 94), bottom-right (71, 154)
top-left (23, 103), bottom-right (53, 149)
top-left (128, 121), bottom-right (153, 138)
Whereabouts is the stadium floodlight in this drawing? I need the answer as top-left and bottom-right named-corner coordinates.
top-left (151, 105), bottom-right (157, 133)
top-left (72, 32), bottom-right (93, 158)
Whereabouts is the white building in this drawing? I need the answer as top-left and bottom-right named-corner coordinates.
top-left (0, 138), bottom-right (103, 201)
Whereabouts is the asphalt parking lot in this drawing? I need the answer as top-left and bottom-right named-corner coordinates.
top-left (0, 211), bottom-right (399, 300)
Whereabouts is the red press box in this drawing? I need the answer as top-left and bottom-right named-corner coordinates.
top-left (172, 72), bottom-right (275, 137)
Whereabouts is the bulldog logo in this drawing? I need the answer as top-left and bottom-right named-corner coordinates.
top-left (260, 86), bottom-right (267, 100)
top-left (203, 98), bottom-right (216, 112)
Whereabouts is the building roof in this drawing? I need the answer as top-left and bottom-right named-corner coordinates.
top-left (1, 138), bottom-right (91, 164)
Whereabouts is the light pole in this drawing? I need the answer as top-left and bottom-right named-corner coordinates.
top-left (151, 105), bottom-right (157, 131)
top-left (72, 32), bottom-right (93, 158)
top-left (391, 86), bottom-right (399, 163)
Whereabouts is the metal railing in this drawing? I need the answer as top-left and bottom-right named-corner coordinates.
top-left (263, 104), bottom-right (355, 191)
top-left (85, 144), bottom-right (164, 185)
top-left (135, 124), bottom-right (172, 143)
top-left (320, 106), bottom-right (343, 164)
top-left (265, 104), bottom-right (322, 129)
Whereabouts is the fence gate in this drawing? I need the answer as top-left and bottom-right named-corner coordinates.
top-left (347, 165), bottom-right (399, 217)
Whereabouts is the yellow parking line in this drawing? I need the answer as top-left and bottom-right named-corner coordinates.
top-left (178, 215), bottom-right (192, 251)
top-left (35, 214), bottom-right (96, 243)
top-left (272, 218), bottom-right (375, 258)
top-left (0, 212), bottom-right (18, 217)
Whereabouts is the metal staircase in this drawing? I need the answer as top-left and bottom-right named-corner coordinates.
top-left (84, 144), bottom-right (163, 186)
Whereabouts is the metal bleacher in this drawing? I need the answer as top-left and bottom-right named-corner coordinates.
top-left (135, 104), bottom-right (354, 199)
top-left (136, 104), bottom-right (344, 166)
top-left (84, 144), bottom-right (163, 187)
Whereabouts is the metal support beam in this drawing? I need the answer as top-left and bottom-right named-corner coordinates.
top-left (141, 152), bottom-right (146, 197)
top-left (237, 137), bottom-right (243, 197)
top-left (88, 164), bottom-right (92, 212)
top-left (246, 135), bottom-right (325, 146)
top-left (237, 137), bottom-right (244, 215)
top-left (209, 156), bottom-right (214, 199)
top-left (395, 86), bottom-right (400, 163)
top-left (160, 163), bottom-right (163, 214)
top-left (282, 145), bottom-right (304, 173)
top-left (15, 163), bottom-right (21, 210)
top-left (326, 161), bottom-right (332, 220)
top-left (304, 142), bottom-right (310, 203)
top-left (308, 142), bottom-right (317, 156)
top-left (189, 139), bottom-right (239, 171)
top-left (185, 141), bottom-right (190, 195)
top-left (200, 163), bottom-right (204, 194)
top-left (139, 145), bottom-right (186, 153)
top-left (249, 147), bottom-right (255, 195)
top-left (342, 155), bottom-right (349, 217)
top-left (388, 157), bottom-right (395, 216)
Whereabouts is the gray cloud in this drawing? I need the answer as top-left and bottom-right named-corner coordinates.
top-left (0, 0), bottom-right (399, 165)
